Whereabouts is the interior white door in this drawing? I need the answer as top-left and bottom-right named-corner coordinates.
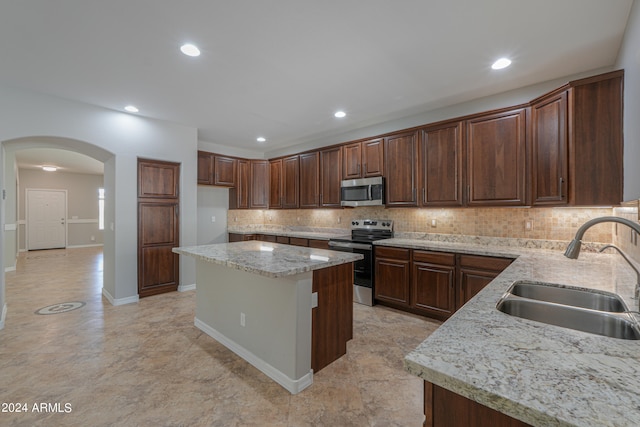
top-left (27, 189), bottom-right (67, 250)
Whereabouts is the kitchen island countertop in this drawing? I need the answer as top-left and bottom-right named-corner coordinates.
top-left (380, 237), bottom-right (640, 426)
top-left (173, 241), bottom-right (362, 278)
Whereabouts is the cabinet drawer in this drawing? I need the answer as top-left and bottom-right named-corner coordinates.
top-left (375, 246), bottom-right (410, 260)
top-left (289, 237), bottom-right (309, 247)
top-left (260, 234), bottom-right (277, 243)
top-left (309, 239), bottom-right (330, 249)
top-left (459, 255), bottom-right (513, 271)
top-left (276, 236), bottom-right (289, 244)
top-left (413, 250), bottom-right (455, 266)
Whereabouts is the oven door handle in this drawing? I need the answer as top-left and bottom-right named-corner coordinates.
top-left (329, 241), bottom-right (373, 251)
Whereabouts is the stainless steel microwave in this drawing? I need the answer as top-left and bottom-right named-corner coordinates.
top-left (340, 176), bottom-right (384, 207)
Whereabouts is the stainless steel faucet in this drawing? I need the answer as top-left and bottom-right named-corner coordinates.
top-left (565, 216), bottom-right (640, 306)
top-left (598, 244), bottom-right (640, 301)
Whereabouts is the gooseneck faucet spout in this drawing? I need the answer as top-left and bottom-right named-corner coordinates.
top-left (599, 244), bottom-right (640, 301)
top-left (564, 216), bottom-right (640, 259)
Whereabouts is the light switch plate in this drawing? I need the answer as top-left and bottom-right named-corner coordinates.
top-left (311, 292), bottom-right (318, 308)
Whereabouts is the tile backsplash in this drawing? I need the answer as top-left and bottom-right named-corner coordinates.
top-left (229, 206), bottom-right (616, 245)
top-left (612, 202), bottom-right (640, 264)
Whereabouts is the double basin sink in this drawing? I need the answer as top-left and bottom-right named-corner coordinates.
top-left (497, 281), bottom-right (640, 340)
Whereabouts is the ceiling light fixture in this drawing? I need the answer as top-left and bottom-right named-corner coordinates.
top-left (491, 58), bottom-right (512, 70)
top-left (42, 166), bottom-right (57, 172)
top-left (180, 43), bottom-right (201, 57)
top-left (257, 137), bottom-right (266, 143)
top-left (124, 105), bottom-right (139, 113)
top-left (334, 111), bottom-right (346, 118)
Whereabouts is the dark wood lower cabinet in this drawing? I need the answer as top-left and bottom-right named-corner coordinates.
top-left (457, 255), bottom-right (513, 309)
top-left (425, 382), bottom-right (531, 427)
top-left (312, 263), bottom-right (353, 372)
top-left (375, 246), bottom-right (513, 320)
top-left (374, 247), bottom-right (411, 307)
top-left (412, 251), bottom-right (456, 319)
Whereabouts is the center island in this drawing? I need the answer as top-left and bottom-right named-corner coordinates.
top-left (173, 241), bottom-right (363, 394)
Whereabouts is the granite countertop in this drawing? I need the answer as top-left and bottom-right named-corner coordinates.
top-left (388, 237), bottom-right (640, 426)
top-left (173, 241), bottom-right (363, 278)
top-left (227, 226), bottom-right (348, 241)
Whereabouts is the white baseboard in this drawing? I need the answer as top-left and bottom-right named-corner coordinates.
top-left (0, 304), bottom-right (7, 330)
top-left (178, 283), bottom-right (196, 292)
top-left (66, 243), bottom-right (104, 249)
top-left (194, 317), bottom-right (313, 395)
top-left (102, 288), bottom-right (139, 306)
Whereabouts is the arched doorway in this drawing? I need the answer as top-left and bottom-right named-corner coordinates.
top-left (1, 136), bottom-right (116, 322)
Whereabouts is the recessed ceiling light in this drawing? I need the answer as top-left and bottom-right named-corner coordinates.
top-left (180, 43), bottom-right (201, 57)
top-left (124, 105), bottom-right (139, 113)
top-left (491, 58), bottom-right (512, 70)
top-left (42, 166), bottom-right (57, 172)
top-left (334, 111), bottom-right (346, 118)
top-left (257, 137), bottom-right (266, 143)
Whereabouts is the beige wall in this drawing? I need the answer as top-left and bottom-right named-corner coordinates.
top-left (18, 169), bottom-right (104, 250)
top-left (229, 206), bottom-right (614, 245)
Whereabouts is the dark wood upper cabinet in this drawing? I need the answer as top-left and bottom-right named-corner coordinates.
top-left (250, 160), bottom-right (269, 209)
top-left (466, 108), bottom-right (527, 206)
top-left (299, 152), bottom-right (320, 208)
top-left (531, 91), bottom-right (568, 206)
top-left (197, 151), bottom-right (214, 185)
top-left (343, 138), bottom-right (384, 180)
top-left (569, 71), bottom-right (623, 206)
top-left (230, 159), bottom-right (250, 209)
top-left (320, 146), bottom-right (342, 207)
top-left (269, 158), bottom-right (283, 209)
top-left (419, 121), bottom-right (464, 207)
top-left (282, 155), bottom-right (300, 209)
top-left (138, 158), bottom-right (180, 199)
top-left (342, 142), bottom-right (362, 180)
top-left (385, 131), bottom-right (418, 206)
top-left (213, 155), bottom-right (237, 187)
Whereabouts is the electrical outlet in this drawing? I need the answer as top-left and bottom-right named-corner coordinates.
top-left (430, 219), bottom-right (437, 228)
top-left (240, 312), bottom-right (246, 327)
top-left (525, 220), bottom-right (533, 231)
top-left (211, 215), bottom-right (216, 222)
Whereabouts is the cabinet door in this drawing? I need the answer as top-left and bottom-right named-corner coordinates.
top-left (269, 159), bottom-right (283, 208)
top-left (320, 147), bottom-right (342, 207)
top-left (214, 155), bottom-right (237, 187)
top-left (375, 257), bottom-right (410, 306)
top-left (466, 109), bottom-right (526, 206)
top-left (384, 131), bottom-right (418, 206)
top-left (342, 142), bottom-right (362, 179)
top-left (250, 160), bottom-right (269, 208)
top-left (570, 72), bottom-right (623, 205)
top-left (532, 91), bottom-right (568, 206)
top-left (362, 138), bottom-right (384, 177)
top-left (234, 159), bottom-right (250, 209)
top-left (197, 151), bottom-right (214, 185)
top-left (419, 122), bottom-right (463, 206)
top-left (375, 247), bottom-right (411, 307)
top-left (412, 251), bottom-right (456, 319)
top-left (282, 155), bottom-right (300, 208)
top-left (457, 268), bottom-right (497, 309)
top-left (138, 159), bottom-right (180, 298)
top-left (299, 152), bottom-right (320, 208)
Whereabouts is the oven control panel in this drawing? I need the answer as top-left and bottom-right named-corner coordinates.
top-left (350, 219), bottom-right (393, 231)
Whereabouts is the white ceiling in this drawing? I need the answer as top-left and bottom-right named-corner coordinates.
top-left (0, 0), bottom-right (634, 171)
top-left (15, 148), bottom-right (104, 175)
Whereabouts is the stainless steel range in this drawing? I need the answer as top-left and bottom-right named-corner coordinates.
top-left (328, 219), bottom-right (394, 306)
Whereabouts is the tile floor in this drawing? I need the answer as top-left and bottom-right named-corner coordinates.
top-left (0, 247), bottom-right (441, 426)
